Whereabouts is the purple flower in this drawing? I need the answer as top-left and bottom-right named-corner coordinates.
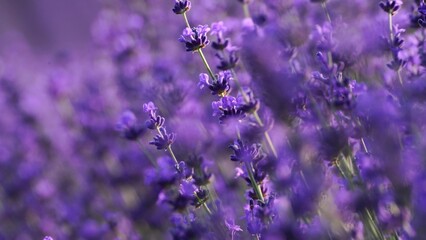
top-left (172, 0), bottom-right (191, 15)
top-left (115, 110), bottom-right (146, 140)
top-left (191, 189), bottom-right (210, 208)
top-left (313, 23), bottom-right (335, 52)
top-left (145, 157), bottom-right (178, 187)
top-left (212, 96), bottom-right (246, 124)
top-left (236, 87), bottom-right (260, 114)
top-left (170, 213), bottom-right (207, 239)
top-left (143, 101), bottom-right (165, 129)
top-left (210, 22), bottom-right (227, 37)
top-left (198, 71), bottom-right (232, 96)
top-left (216, 50), bottom-right (239, 70)
top-left (379, 1), bottom-right (401, 16)
top-left (225, 219), bottom-right (243, 240)
top-left (419, 2), bottom-right (426, 16)
top-left (179, 25), bottom-right (210, 52)
top-left (145, 114), bottom-right (165, 130)
top-left (43, 237), bottom-right (54, 240)
top-left (149, 127), bottom-right (176, 150)
top-left (229, 139), bottom-right (264, 164)
top-left (143, 101), bottom-right (158, 114)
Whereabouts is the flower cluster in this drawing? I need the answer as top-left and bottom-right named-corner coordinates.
top-left (5, 0), bottom-right (426, 239)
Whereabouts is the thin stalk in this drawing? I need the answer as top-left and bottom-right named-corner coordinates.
top-left (388, 12), bottom-right (403, 85)
top-left (388, 13), bottom-right (394, 41)
top-left (397, 69), bottom-right (403, 86)
top-left (236, 125), bottom-right (265, 203)
top-left (262, 128), bottom-right (278, 158)
top-left (183, 12), bottom-right (190, 29)
top-left (242, 3), bottom-right (251, 19)
top-left (364, 209), bottom-right (385, 240)
top-left (319, 2), bottom-right (333, 69)
top-left (360, 138), bottom-right (369, 154)
top-left (182, 13), bottom-right (216, 80)
top-left (198, 49), bottom-right (216, 81)
top-left (245, 161), bottom-right (265, 203)
top-left (230, 69), bottom-right (278, 158)
top-left (327, 51), bottom-right (333, 69)
top-left (321, 2), bottom-right (332, 23)
top-left (202, 202), bottom-right (212, 215)
top-left (167, 145), bottom-right (179, 166)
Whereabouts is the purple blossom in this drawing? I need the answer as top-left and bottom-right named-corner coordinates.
top-left (172, 0), bottom-right (191, 15)
top-left (115, 110), bottom-right (146, 140)
top-left (229, 139), bottom-right (264, 164)
top-left (149, 127), bottom-right (176, 150)
top-left (198, 71), bottom-right (232, 96)
top-left (212, 96), bottom-right (246, 124)
top-left (179, 25), bottom-right (211, 52)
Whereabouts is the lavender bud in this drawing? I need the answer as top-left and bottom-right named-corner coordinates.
top-left (172, 0), bottom-right (191, 15)
top-left (379, 1), bottom-right (401, 16)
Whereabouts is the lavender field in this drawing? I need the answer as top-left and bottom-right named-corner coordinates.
top-left (2, 0), bottom-right (426, 239)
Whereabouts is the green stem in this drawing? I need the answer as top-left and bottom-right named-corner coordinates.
top-left (327, 51), bottom-right (333, 69)
top-left (202, 202), bottom-right (212, 215)
top-left (262, 128), bottom-right (278, 158)
top-left (236, 125), bottom-right (265, 203)
top-left (397, 69), bottom-right (403, 86)
top-left (242, 3), bottom-right (251, 19)
top-left (183, 12), bottom-right (190, 29)
top-left (360, 138), bottom-right (369, 154)
top-left (364, 209), bottom-right (385, 240)
top-left (388, 13), bottom-right (394, 42)
top-left (245, 161), bottom-right (265, 203)
top-left (167, 146), bottom-right (179, 166)
top-left (198, 49), bottom-right (216, 81)
top-left (230, 69), bottom-right (278, 158)
top-left (182, 13), bottom-right (215, 81)
top-left (321, 2), bottom-right (332, 23)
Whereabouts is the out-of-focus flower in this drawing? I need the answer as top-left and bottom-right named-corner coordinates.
top-left (229, 139), bottom-right (264, 163)
top-left (212, 96), bottom-right (246, 124)
top-left (115, 110), bottom-right (146, 140)
top-left (216, 50), bottom-right (239, 70)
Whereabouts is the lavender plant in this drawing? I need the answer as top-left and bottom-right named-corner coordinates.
top-left (3, 0), bottom-right (426, 239)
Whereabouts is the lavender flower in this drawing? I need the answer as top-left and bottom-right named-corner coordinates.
top-left (179, 25), bottom-right (210, 52)
top-left (172, 0), bottom-right (191, 15)
top-left (212, 96), bottom-right (246, 124)
top-left (236, 87), bottom-right (260, 114)
top-left (149, 127), bottom-right (176, 150)
top-left (229, 139), bottom-right (264, 163)
top-left (143, 101), bottom-right (165, 129)
top-left (210, 21), bottom-right (229, 50)
top-left (115, 110), bottom-right (146, 140)
top-left (379, 0), bottom-right (401, 15)
top-left (216, 50), bottom-right (239, 70)
top-left (198, 71), bottom-right (232, 96)
top-left (225, 219), bottom-right (243, 240)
